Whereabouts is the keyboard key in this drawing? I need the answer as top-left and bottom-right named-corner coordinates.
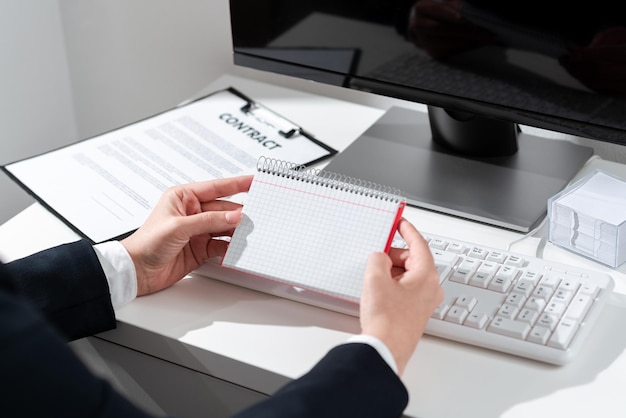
top-left (445, 306), bottom-right (469, 324)
top-left (565, 294), bottom-right (593, 321)
top-left (552, 288), bottom-right (575, 305)
top-left (488, 317), bottom-right (531, 339)
top-left (478, 261), bottom-right (498, 275)
top-left (536, 313), bottom-right (560, 331)
top-left (469, 271), bottom-right (493, 288)
top-left (498, 304), bottom-right (520, 319)
top-left (465, 312), bottom-right (489, 329)
top-left (468, 247), bottom-right (488, 259)
top-left (580, 282), bottom-right (599, 297)
top-left (559, 279), bottom-right (580, 292)
top-left (496, 265), bottom-right (518, 281)
top-left (505, 254), bottom-right (525, 267)
top-left (455, 295), bottom-right (477, 311)
top-left (511, 278), bottom-right (536, 297)
top-left (531, 285), bottom-right (554, 301)
top-left (450, 270), bottom-right (472, 285)
top-left (524, 297), bottom-right (547, 312)
top-left (488, 276), bottom-right (513, 293)
top-left (430, 238), bottom-right (448, 250)
top-left (486, 251), bottom-right (506, 263)
top-left (505, 292), bottom-right (526, 309)
top-left (431, 303), bottom-right (450, 320)
top-left (517, 309), bottom-right (539, 325)
top-left (432, 250), bottom-right (460, 267)
top-left (539, 275), bottom-right (562, 290)
top-left (447, 242), bottom-right (467, 254)
top-left (520, 271), bottom-right (542, 286)
top-left (547, 318), bottom-right (579, 349)
top-left (544, 301), bottom-right (567, 318)
top-left (527, 325), bottom-right (552, 344)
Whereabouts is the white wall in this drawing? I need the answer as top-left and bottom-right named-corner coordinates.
top-left (0, 0), bottom-right (232, 224)
top-left (60, 0), bottom-right (231, 139)
top-left (0, 1), bottom-right (76, 224)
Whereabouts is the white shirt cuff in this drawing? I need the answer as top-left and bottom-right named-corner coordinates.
top-left (93, 241), bottom-right (137, 310)
top-left (346, 334), bottom-right (398, 375)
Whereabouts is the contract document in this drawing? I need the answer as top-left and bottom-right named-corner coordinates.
top-left (3, 88), bottom-right (335, 243)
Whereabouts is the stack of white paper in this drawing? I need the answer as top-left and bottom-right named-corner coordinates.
top-left (548, 170), bottom-right (626, 268)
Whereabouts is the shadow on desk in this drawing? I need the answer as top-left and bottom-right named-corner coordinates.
top-left (100, 268), bottom-right (626, 418)
top-left (98, 273), bottom-right (361, 398)
top-left (407, 292), bottom-right (626, 417)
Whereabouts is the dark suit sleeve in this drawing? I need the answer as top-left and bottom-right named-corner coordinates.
top-left (233, 343), bottom-right (409, 418)
top-left (1, 242), bottom-right (409, 417)
top-left (1, 245), bottom-right (157, 417)
top-left (4, 239), bottom-right (116, 340)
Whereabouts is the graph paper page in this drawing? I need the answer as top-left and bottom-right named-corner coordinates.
top-left (222, 165), bottom-right (404, 302)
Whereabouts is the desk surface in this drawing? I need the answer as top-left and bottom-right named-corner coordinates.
top-left (2, 74), bottom-right (626, 418)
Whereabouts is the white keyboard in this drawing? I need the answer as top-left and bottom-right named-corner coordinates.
top-left (199, 231), bottom-right (615, 365)
top-left (408, 232), bottom-right (615, 365)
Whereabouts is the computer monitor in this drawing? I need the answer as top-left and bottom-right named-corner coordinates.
top-left (228, 0), bottom-right (626, 232)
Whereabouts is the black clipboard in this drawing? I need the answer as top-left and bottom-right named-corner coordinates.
top-left (226, 87), bottom-right (336, 166)
top-left (2, 87), bottom-right (337, 243)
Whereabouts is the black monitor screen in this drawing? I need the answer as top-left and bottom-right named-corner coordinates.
top-left (229, 0), bottom-right (626, 232)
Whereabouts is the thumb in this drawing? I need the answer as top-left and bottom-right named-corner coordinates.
top-left (178, 208), bottom-right (243, 238)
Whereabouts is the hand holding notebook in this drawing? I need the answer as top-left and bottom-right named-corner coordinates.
top-left (222, 157), bottom-right (406, 303)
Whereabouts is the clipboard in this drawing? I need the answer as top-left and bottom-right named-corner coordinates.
top-left (190, 87), bottom-right (336, 166)
top-left (176, 87), bottom-right (337, 166)
top-left (2, 87), bottom-right (337, 243)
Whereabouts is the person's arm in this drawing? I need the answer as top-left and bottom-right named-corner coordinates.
top-left (359, 218), bottom-right (443, 375)
top-left (1, 176), bottom-right (254, 417)
top-left (93, 240), bottom-right (138, 310)
top-left (233, 219), bottom-right (443, 418)
top-left (5, 239), bottom-right (116, 340)
top-left (0, 265), bottom-right (157, 418)
top-left (234, 343), bottom-right (408, 418)
top-left (5, 175), bottom-right (253, 341)
top-left (120, 175), bottom-right (252, 297)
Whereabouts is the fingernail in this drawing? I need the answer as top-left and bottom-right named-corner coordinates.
top-left (225, 208), bottom-right (242, 223)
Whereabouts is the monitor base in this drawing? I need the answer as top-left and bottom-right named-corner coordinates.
top-left (324, 106), bottom-right (594, 233)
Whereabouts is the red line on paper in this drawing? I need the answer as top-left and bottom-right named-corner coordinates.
top-left (255, 179), bottom-right (398, 214)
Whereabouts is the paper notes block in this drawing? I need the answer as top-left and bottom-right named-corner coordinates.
top-left (548, 170), bottom-right (626, 268)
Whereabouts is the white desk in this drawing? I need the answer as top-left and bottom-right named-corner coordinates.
top-left (2, 75), bottom-right (626, 418)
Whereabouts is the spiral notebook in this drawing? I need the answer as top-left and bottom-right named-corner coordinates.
top-left (221, 157), bottom-right (406, 303)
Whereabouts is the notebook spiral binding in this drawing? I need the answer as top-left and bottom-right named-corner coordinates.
top-left (257, 156), bottom-right (404, 202)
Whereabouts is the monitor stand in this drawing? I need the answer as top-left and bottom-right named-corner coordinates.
top-left (323, 106), bottom-right (594, 233)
